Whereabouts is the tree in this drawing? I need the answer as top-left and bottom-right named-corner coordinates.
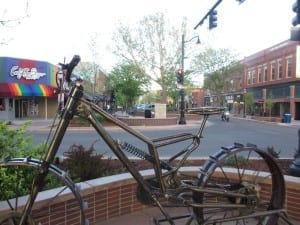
top-left (74, 61), bottom-right (95, 82)
top-left (191, 48), bottom-right (242, 106)
top-left (111, 13), bottom-right (188, 104)
top-left (245, 92), bottom-right (254, 116)
top-left (1, 0), bottom-right (29, 45)
top-left (74, 61), bottom-right (96, 93)
top-left (265, 93), bottom-right (274, 117)
top-left (107, 64), bottom-right (150, 110)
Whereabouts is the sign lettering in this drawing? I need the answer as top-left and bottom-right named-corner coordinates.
top-left (10, 66), bottom-right (46, 80)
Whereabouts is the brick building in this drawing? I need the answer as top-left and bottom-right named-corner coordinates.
top-left (222, 69), bottom-right (245, 115)
top-left (244, 40), bottom-right (300, 120)
top-left (189, 88), bottom-right (205, 108)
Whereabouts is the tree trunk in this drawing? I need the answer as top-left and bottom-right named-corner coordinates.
top-left (161, 85), bottom-right (168, 104)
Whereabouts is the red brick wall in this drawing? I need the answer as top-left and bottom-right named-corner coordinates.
top-left (6, 169), bottom-right (300, 224)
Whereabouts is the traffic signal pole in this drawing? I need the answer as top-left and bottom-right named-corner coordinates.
top-left (178, 34), bottom-right (186, 124)
top-left (194, 0), bottom-right (246, 30)
top-left (177, 34), bottom-right (200, 124)
top-left (194, 0), bottom-right (222, 30)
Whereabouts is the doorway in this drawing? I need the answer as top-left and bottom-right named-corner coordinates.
top-left (15, 99), bottom-right (28, 119)
top-left (295, 102), bottom-right (300, 120)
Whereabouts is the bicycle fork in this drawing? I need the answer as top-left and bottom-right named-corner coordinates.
top-left (18, 84), bottom-right (83, 225)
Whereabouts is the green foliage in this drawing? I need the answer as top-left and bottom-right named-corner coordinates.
top-left (192, 48), bottom-right (240, 75)
top-left (265, 93), bottom-right (274, 117)
top-left (191, 48), bottom-right (242, 103)
top-left (74, 61), bottom-right (95, 84)
top-left (0, 122), bottom-right (115, 201)
top-left (267, 146), bottom-right (280, 158)
top-left (0, 166), bottom-right (60, 200)
top-left (223, 155), bottom-right (251, 168)
top-left (61, 142), bottom-right (114, 182)
top-left (108, 64), bottom-right (150, 109)
top-left (95, 113), bottom-right (107, 123)
top-left (112, 13), bottom-right (189, 103)
top-left (0, 121), bottom-right (55, 200)
top-left (245, 92), bottom-right (254, 115)
top-left (0, 121), bottom-right (45, 158)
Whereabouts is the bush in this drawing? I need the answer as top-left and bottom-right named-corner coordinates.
top-left (0, 121), bottom-right (46, 158)
top-left (223, 155), bottom-right (251, 168)
top-left (60, 141), bottom-right (115, 182)
top-left (0, 121), bottom-right (53, 200)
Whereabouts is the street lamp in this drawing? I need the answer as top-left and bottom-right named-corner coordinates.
top-left (178, 34), bottom-right (201, 125)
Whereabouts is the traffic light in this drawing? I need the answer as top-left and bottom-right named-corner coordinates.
top-left (209, 10), bottom-right (218, 30)
top-left (177, 69), bottom-right (184, 84)
top-left (291, 0), bottom-right (300, 41)
top-left (236, 0), bottom-right (246, 4)
top-left (292, 0), bottom-right (300, 26)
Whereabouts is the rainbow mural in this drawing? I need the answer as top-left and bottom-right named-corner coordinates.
top-left (0, 57), bottom-right (58, 97)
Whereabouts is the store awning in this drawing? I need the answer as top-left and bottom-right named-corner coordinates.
top-left (0, 83), bottom-right (57, 97)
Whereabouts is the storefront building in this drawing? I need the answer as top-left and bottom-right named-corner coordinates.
top-left (244, 40), bottom-right (300, 120)
top-left (0, 57), bottom-right (58, 121)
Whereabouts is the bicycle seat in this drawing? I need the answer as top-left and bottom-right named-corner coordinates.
top-left (187, 106), bottom-right (225, 115)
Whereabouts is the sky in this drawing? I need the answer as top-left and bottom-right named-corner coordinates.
top-left (0, 0), bottom-right (296, 73)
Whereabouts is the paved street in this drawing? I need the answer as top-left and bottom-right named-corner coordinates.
top-left (17, 115), bottom-right (300, 159)
top-left (7, 117), bottom-right (300, 225)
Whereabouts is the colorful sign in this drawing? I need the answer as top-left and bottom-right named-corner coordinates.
top-left (0, 57), bottom-right (58, 97)
top-left (0, 83), bottom-right (55, 97)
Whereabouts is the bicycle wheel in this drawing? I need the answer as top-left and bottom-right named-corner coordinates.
top-left (0, 157), bottom-right (88, 225)
top-left (192, 143), bottom-right (285, 225)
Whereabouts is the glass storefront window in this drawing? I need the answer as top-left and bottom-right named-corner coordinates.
top-left (0, 98), bottom-right (5, 111)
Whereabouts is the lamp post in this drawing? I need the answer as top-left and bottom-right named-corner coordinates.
top-left (178, 34), bottom-right (200, 125)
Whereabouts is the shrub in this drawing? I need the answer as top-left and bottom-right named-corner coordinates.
top-left (223, 155), bottom-right (251, 168)
top-left (0, 121), bottom-right (46, 158)
top-left (267, 146), bottom-right (280, 158)
top-left (60, 141), bottom-right (115, 182)
top-left (0, 121), bottom-right (54, 200)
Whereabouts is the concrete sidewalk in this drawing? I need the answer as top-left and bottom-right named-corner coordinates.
top-left (95, 206), bottom-right (299, 225)
top-left (7, 118), bottom-right (206, 131)
top-left (95, 207), bottom-right (192, 225)
top-left (6, 116), bottom-right (300, 131)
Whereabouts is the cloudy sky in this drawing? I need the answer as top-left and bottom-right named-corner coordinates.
top-left (1, 0), bottom-right (295, 72)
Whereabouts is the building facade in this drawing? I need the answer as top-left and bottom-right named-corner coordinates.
top-left (0, 57), bottom-right (58, 121)
top-left (244, 40), bottom-right (300, 120)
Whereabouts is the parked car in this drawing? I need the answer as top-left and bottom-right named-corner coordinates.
top-left (130, 103), bottom-right (155, 117)
top-left (145, 104), bottom-right (155, 111)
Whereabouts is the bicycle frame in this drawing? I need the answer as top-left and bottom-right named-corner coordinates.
top-left (18, 79), bottom-right (220, 224)
top-left (12, 56), bottom-right (291, 225)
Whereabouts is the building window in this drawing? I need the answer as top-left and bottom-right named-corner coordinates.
top-left (251, 70), bottom-right (256, 84)
top-left (286, 57), bottom-right (292, 78)
top-left (247, 71), bottom-right (251, 84)
top-left (0, 98), bottom-right (5, 111)
top-left (258, 67), bottom-right (262, 82)
top-left (271, 62), bottom-right (276, 80)
top-left (263, 65), bottom-right (268, 82)
top-left (278, 59), bottom-right (283, 79)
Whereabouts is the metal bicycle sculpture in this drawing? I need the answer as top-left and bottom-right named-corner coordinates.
top-left (0, 56), bottom-right (294, 225)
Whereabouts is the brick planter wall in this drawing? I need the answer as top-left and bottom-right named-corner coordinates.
top-left (1, 168), bottom-right (299, 224)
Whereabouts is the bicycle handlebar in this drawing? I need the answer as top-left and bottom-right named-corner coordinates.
top-left (59, 55), bottom-right (81, 82)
